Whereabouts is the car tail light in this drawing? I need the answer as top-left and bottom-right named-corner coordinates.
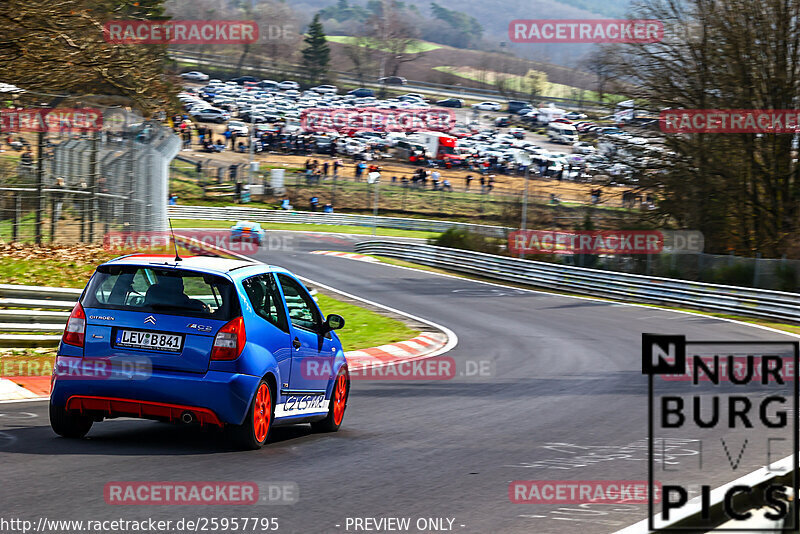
top-left (211, 316), bottom-right (246, 361)
top-left (63, 302), bottom-right (86, 347)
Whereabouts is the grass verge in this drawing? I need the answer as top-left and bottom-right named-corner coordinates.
top-left (315, 293), bottom-right (419, 350)
top-left (170, 218), bottom-right (438, 239)
top-left (327, 35), bottom-right (442, 53)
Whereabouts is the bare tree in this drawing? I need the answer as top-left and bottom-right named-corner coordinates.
top-left (367, 0), bottom-right (424, 80)
top-left (582, 47), bottom-right (617, 104)
top-left (597, 0), bottom-right (800, 257)
top-left (526, 70), bottom-right (548, 105)
top-left (342, 34), bottom-right (378, 86)
top-left (0, 0), bottom-right (175, 111)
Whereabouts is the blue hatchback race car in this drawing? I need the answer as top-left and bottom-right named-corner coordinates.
top-left (50, 255), bottom-right (349, 449)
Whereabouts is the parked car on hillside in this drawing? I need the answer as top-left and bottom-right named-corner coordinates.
top-left (472, 101), bottom-right (502, 111)
top-left (348, 88), bottom-right (375, 97)
top-left (378, 76), bottom-right (408, 85)
top-left (181, 71), bottom-right (209, 82)
top-left (190, 108), bottom-right (230, 123)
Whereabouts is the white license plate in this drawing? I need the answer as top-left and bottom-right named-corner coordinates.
top-left (115, 329), bottom-right (183, 352)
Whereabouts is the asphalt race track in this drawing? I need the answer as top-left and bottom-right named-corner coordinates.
top-left (0, 230), bottom-right (796, 534)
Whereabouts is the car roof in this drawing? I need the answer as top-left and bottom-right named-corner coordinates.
top-left (102, 255), bottom-right (290, 279)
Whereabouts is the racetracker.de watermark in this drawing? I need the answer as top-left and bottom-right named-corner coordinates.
top-left (0, 108), bottom-right (103, 132)
top-left (508, 230), bottom-right (704, 255)
top-left (300, 107), bottom-right (456, 134)
top-left (53, 356), bottom-right (152, 381)
top-left (103, 230), bottom-right (293, 256)
top-left (302, 357), bottom-right (495, 381)
top-left (104, 482), bottom-right (297, 505)
top-left (660, 109), bottom-right (800, 133)
top-left (103, 20), bottom-right (259, 44)
top-left (509, 480), bottom-right (662, 504)
top-left (509, 19), bottom-right (663, 43)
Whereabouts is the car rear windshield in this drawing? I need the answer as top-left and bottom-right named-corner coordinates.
top-left (82, 264), bottom-right (240, 320)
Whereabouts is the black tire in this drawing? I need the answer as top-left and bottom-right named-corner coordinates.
top-left (49, 402), bottom-right (93, 438)
top-left (229, 379), bottom-right (274, 450)
top-left (311, 368), bottom-right (349, 433)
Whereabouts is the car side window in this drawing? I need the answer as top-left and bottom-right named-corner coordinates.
top-left (276, 274), bottom-right (321, 333)
top-left (242, 274), bottom-right (289, 333)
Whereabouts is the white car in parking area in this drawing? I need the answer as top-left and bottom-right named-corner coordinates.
top-left (311, 85), bottom-right (338, 94)
top-left (278, 80), bottom-right (300, 90)
top-left (336, 138), bottom-right (366, 155)
top-left (190, 108), bottom-right (231, 123)
top-left (226, 121), bottom-right (249, 136)
top-left (180, 71), bottom-right (209, 82)
top-left (572, 141), bottom-right (597, 155)
top-left (471, 101), bottom-right (502, 111)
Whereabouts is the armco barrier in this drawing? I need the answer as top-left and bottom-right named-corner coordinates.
top-left (352, 241), bottom-right (800, 323)
top-left (168, 205), bottom-right (510, 237)
top-left (0, 281), bottom-right (317, 347)
top-left (0, 284), bottom-right (81, 347)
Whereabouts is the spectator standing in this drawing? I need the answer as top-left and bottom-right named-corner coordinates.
top-left (355, 161), bottom-right (366, 181)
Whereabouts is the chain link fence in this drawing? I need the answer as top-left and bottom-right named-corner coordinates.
top-left (1, 108), bottom-right (180, 244)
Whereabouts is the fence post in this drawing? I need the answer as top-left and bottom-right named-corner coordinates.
top-left (35, 130), bottom-right (45, 245)
top-left (88, 130), bottom-right (98, 242)
top-left (50, 194), bottom-right (56, 242)
top-left (12, 193), bottom-right (19, 242)
top-left (80, 194), bottom-right (86, 243)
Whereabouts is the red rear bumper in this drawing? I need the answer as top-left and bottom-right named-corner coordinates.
top-left (65, 396), bottom-right (224, 427)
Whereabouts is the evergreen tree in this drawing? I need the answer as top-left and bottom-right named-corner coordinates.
top-left (301, 14), bottom-right (331, 84)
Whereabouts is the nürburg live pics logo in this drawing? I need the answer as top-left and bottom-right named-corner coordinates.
top-left (642, 334), bottom-right (799, 531)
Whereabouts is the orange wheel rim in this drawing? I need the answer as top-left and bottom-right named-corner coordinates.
top-left (253, 383), bottom-right (270, 442)
top-left (333, 373), bottom-right (347, 425)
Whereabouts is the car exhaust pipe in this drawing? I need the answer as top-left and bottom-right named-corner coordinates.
top-left (181, 411), bottom-right (194, 424)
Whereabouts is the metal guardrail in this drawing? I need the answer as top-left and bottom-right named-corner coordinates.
top-left (0, 281), bottom-right (317, 347)
top-left (0, 285), bottom-right (80, 346)
top-left (168, 205), bottom-right (511, 237)
top-left (352, 241), bottom-right (800, 323)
